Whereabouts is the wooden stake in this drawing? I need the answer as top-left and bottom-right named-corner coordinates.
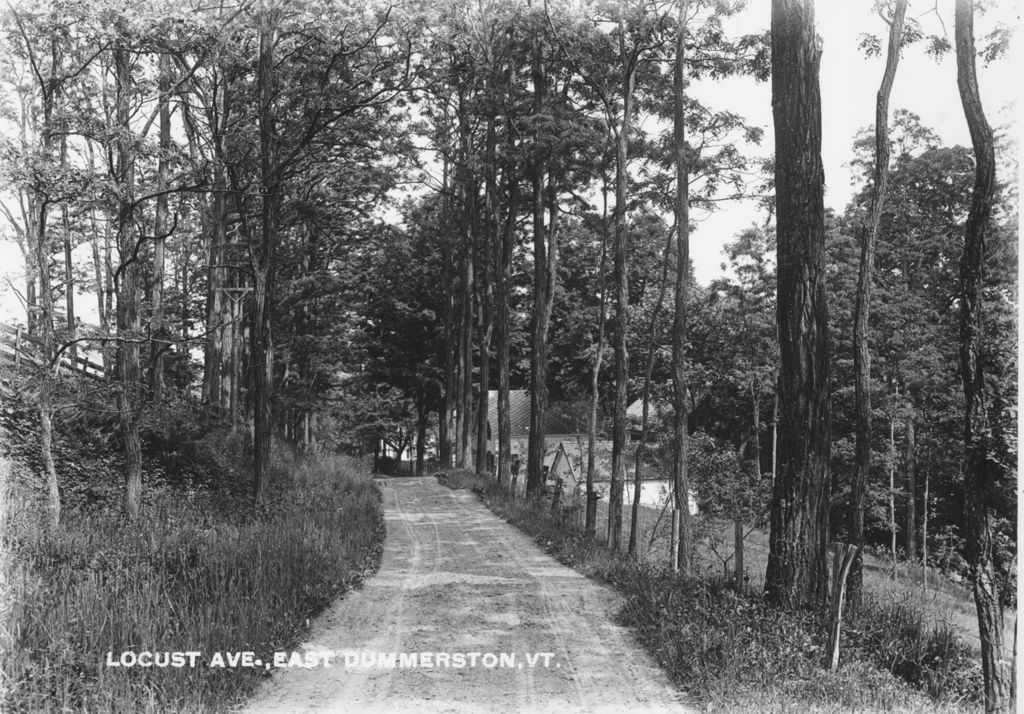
top-left (825, 542), bottom-right (859, 671)
top-left (670, 508), bottom-right (680, 573)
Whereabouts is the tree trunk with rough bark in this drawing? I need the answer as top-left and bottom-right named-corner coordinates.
top-left (585, 176), bottom-right (610, 537)
top-left (954, 1), bottom-right (1012, 709)
top-left (496, 147), bottom-right (518, 485)
top-left (457, 87), bottom-right (475, 472)
top-left (670, 0), bottom-right (692, 573)
top-left (459, 220), bottom-right (474, 471)
top-left (416, 387), bottom-right (427, 476)
top-left (476, 98), bottom-right (497, 477)
top-left (904, 405), bottom-right (916, 559)
top-left (526, 33), bottom-right (550, 498)
top-left (59, 135), bottom-right (76, 364)
top-left (850, 0), bottom-right (906, 610)
top-left (440, 152), bottom-right (456, 469)
top-left (150, 50), bottom-right (172, 402)
top-left (608, 9), bottom-right (637, 551)
top-left (765, 0), bottom-right (830, 609)
top-left (629, 229), bottom-right (672, 557)
top-left (251, 9), bottom-right (279, 505)
top-left (114, 44), bottom-right (143, 520)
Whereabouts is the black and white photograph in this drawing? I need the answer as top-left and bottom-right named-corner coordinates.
top-left (0, 0), bottom-right (1018, 711)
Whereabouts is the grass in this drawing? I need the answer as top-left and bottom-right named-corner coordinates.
top-left (0, 441), bottom-right (384, 713)
top-left (437, 469), bottom-right (983, 713)
top-left (589, 491), bottom-right (1010, 656)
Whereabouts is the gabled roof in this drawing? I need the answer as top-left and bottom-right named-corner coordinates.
top-left (626, 397), bottom-right (674, 422)
top-left (543, 442), bottom-right (577, 481)
top-left (486, 390), bottom-right (589, 437)
top-left (487, 389), bottom-right (532, 437)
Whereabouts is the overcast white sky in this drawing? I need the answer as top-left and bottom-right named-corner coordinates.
top-left (689, 0), bottom-right (1020, 284)
top-left (0, 0), bottom-right (1019, 322)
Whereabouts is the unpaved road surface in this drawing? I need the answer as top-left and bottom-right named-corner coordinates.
top-left (242, 476), bottom-right (692, 714)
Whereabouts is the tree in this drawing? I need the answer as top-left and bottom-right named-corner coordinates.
top-left (111, 35), bottom-right (144, 520)
top-left (607, 0), bottom-right (663, 550)
top-left (1, 4), bottom-right (103, 527)
top-left (670, 0), bottom-right (692, 573)
top-left (765, 0), bottom-right (830, 609)
top-left (849, 0), bottom-right (907, 609)
top-left (954, 0), bottom-right (1012, 709)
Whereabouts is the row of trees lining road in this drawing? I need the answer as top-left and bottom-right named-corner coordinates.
top-left (0, 0), bottom-right (1014, 709)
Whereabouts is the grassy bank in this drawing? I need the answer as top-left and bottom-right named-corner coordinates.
top-left (0, 444), bottom-right (384, 713)
top-left (438, 470), bottom-right (981, 713)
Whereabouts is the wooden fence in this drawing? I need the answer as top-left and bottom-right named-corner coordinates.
top-left (0, 321), bottom-right (106, 380)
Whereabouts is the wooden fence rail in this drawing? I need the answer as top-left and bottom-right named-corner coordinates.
top-left (0, 321), bottom-right (106, 380)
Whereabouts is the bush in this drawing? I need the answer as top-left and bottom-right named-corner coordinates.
top-left (845, 594), bottom-right (983, 702)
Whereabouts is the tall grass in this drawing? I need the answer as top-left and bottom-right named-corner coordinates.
top-left (438, 470), bottom-right (981, 713)
top-left (0, 447), bottom-right (384, 713)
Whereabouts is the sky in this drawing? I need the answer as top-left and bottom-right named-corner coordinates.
top-left (688, 0), bottom-right (1021, 285)
top-left (0, 0), bottom-right (1019, 322)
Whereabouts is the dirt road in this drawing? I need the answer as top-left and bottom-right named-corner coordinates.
top-left (242, 476), bottom-right (692, 714)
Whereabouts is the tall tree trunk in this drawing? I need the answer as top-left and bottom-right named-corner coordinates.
top-left (59, 136), bottom-right (76, 364)
top-left (765, 0), bottom-right (830, 609)
top-left (496, 143), bottom-right (518, 486)
top-left (459, 218), bottom-right (474, 471)
top-left (150, 50), bottom-right (172, 402)
top-left (203, 174), bottom-right (225, 409)
top-left (850, 0), bottom-right (906, 610)
top-left (114, 44), bottom-right (142, 520)
top-left (454, 249), bottom-right (466, 470)
top-left (416, 387), bottom-right (427, 476)
top-left (670, 0), bottom-right (693, 573)
top-left (954, 1), bottom-right (1011, 709)
top-left (251, 9), bottom-right (279, 504)
top-left (526, 33), bottom-right (549, 498)
top-left (629, 228), bottom-right (672, 557)
top-left (35, 88), bottom-right (59, 528)
top-left (923, 464), bottom-right (930, 589)
top-left (585, 175), bottom-right (610, 537)
top-left (752, 384), bottom-right (762, 471)
top-left (86, 144), bottom-right (109, 358)
top-left (736, 385), bottom-right (761, 586)
top-left (179, 241), bottom-right (189, 343)
top-left (609, 9), bottom-right (637, 551)
top-left (475, 270), bottom-right (491, 476)
top-left (457, 88), bottom-right (475, 472)
top-left (904, 404), bottom-right (916, 559)
top-left (90, 230), bottom-right (105, 329)
top-left (734, 518), bottom-right (745, 586)
top-left (440, 154), bottom-right (456, 469)
top-left (771, 377), bottom-right (778, 481)
top-left (24, 267), bottom-right (37, 336)
top-left (475, 99), bottom-right (497, 477)
top-left (103, 214), bottom-right (114, 369)
top-left (888, 395), bottom-right (898, 577)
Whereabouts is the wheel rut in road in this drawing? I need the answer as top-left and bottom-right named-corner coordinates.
top-left (242, 475), bottom-right (692, 713)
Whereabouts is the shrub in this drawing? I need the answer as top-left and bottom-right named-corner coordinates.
top-left (844, 594), bottom-right (983, 703)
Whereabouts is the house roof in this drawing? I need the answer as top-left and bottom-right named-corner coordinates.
top-left (626, 397), bottom-right (675, 423)
top-left (486, 389), bottom-right (588, 437)
top-left (487, 389), bottom-right (531, 437)
top-left (543, 442), bottom-right (576, 481)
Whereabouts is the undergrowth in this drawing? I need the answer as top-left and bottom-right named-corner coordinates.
top-left (437, 469), bottom-right (982, 713)
top-left (0, 420), bottom-right (384, 713)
